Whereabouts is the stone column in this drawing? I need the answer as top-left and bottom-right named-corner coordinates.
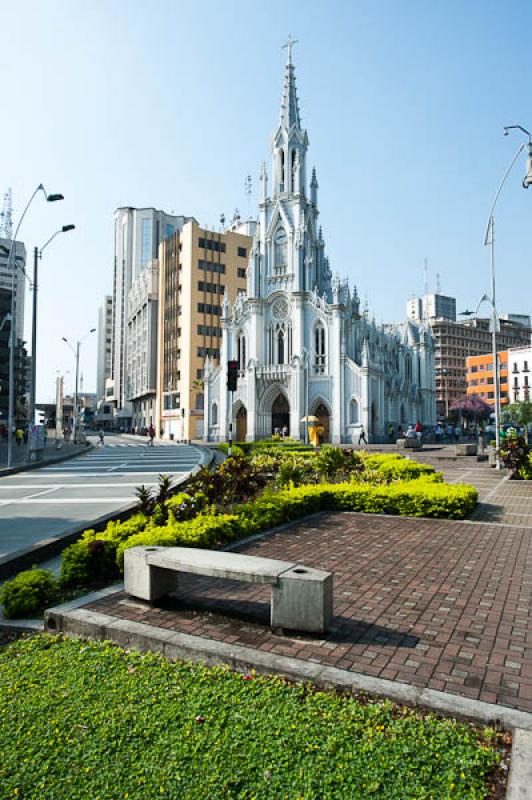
top-left (331, 308), bottom-right (343, 443)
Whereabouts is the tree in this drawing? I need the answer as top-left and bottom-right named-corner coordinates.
top-left (506, 401), bottom-right (532, 443)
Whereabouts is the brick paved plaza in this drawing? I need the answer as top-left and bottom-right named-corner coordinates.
top-left (85, 458), bottom-right (532, 715)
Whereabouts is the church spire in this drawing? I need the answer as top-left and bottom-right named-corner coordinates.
top-left (279, 36), bottom-right (301, 131)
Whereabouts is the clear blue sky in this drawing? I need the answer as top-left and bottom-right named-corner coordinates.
top-left (2, 0), bottom-right (531, 401)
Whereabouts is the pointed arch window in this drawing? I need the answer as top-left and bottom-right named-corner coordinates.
top-left (291, 149), bottom-right (297, 193)
top-left (211, 401), bottom-right (218, 426)
top-left (277, 327), bottom-right (285, 365)
top-left (279, 149), bottom-right (285, 192)
top-left (314, 323), bottom-right (326, 374)
top-left (274, 228), bottom-right (287, 273)
top-left (237, 333), bottom-right (246, 371)
top-left (350, 399), bottom-right (359, 424)
top-left (405, 353), bottom-right (412, 383)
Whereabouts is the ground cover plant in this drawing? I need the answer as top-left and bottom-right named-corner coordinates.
top-left (0, 447), bottom-right (478, 617)
top-left (0, 635), bottom-right (506, 800)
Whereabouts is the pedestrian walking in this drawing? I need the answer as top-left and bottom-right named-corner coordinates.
top-left (358, 425), bottom-right (367, 445)
top-left (98, 429), bottom-right (105, 447)
top-left (148, 424), bottom-right (155, 446)
top-left (15, 428), bottom-right (23, 447)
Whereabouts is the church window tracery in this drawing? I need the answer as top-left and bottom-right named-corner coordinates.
top-left (274, 228), bottom-right (287, 272)
top-left (350, 399), bottom-right (358, 424)
top-left (237, 333), bottom-right (246, 371)
top-left (314, 323), bottom-right (326, 374)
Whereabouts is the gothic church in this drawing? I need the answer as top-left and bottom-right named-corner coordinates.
top-left (204, 44), bottom-right (435, 443)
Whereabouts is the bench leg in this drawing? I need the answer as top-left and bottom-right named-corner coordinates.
top-left (124, 547), bottom-right (177, 603)
top-left (271, 567), bottom-right (333, 633)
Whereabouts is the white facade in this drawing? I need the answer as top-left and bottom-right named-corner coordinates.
top-left (126, 260), bottom-right (159, 430)
top-left (96, 295), bottom-right (113, 407)
top-left (0, 237), bottom-right (26, 340)
top-left (111, 207), bottom-right (193, 421)
top-left (204, 49), bottom-right (436, 444)
top-left (508, 346), bottom-right (532, 404)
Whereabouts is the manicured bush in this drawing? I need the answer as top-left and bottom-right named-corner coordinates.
top-left (217, 442), bottom-right (245, 458)
top-left (0, 636), bottom-right (503, 800)
top-left (0, 568), bottom-right (58, 619)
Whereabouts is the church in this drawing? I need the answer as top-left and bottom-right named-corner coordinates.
top-left (204, 43), bottom-right (436, 444)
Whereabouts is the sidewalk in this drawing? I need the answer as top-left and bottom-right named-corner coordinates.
top-left (0, 438), bottom-right (90, 476)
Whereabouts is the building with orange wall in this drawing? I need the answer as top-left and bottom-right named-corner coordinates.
top-left (466, 351), bottom-right (509, 406)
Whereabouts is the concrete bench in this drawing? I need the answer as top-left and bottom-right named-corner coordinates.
top-left (455, 443), bottom-right (477, 456)
top-left (396, 437), bottom-right (422, 449)
top-left (124, 546), bottom-right (333, 634)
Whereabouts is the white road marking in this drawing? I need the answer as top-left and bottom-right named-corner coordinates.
top-left (14, 471), bottom-right (188, 478)
top-left (2, 498), bottom-right (137, 505)
top-left (0, 483), bottom-right (158, 489)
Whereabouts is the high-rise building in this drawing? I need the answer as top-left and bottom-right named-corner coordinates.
top-left (96, 295), bottom-right (113, 411)
top-left (433, 316), bottom-right (531, 417)
top-left (0, 237), bottom-right (26, 340)
top-left (109, 207), bottom-right (194, 425)
top-left (127, 261), bottom-right (159, 430)
top-left (407, 293), bottom-right (456, 323)
top-left (157, 219), bottom-right (253, 440)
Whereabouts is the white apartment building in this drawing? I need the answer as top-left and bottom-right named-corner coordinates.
top-left (126, 260), bottom-right (159, 430)
top-left (0, 237), bottom-right (26, 340)
top-left (96, 295), bottom-right (113, 409)
top-left (508, 345), bottom-right (532, 403)
top-left (109, 207), bottom-right (194, 425)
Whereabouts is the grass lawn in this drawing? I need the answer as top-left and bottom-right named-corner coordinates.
top-left (0, 636), bottom-right (505, 799)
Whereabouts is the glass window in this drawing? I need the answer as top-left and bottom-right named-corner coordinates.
top-left (237, 247), bottom-right (247, 258)
top-left (141, 218), bottom-right (152, 269)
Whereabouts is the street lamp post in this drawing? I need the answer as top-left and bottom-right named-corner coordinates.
top-left (28, 225), bottom-right (75, 429)
top-left (6, 184), bottom-right (64, 467)
top-left (62, 329), bottom-right (96, 443)
top-left (482, 124), bottom-right (531, 468)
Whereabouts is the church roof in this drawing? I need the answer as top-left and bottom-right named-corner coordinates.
top-left (279, 37), bottom-right (301, 130)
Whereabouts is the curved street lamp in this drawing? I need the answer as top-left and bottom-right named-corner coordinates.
top-left (29, 224), bottom-right (76, 429)
top-left (6, 184), bottom-right (64, 467)
top-left (482, 125), bottom-right (531, 468)
top-left (62, 328), bottom-right (96, 442)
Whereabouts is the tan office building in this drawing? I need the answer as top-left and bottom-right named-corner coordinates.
top-left (157, 220), bottom-right (253, 440)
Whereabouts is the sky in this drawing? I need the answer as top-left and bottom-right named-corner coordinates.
top-left (1, 0), bottom-right (532, 402)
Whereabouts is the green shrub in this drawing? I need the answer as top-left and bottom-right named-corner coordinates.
top-left (314, 445), bottom-right (346, 478)
top-left (0, 568), bottom-right (58, 619)
top-left (217, 442), bottom-right (245, 458)
top-left (116, 512), bottom-right (251, 569)
top-left (61, 538), bottom-right (119, 589)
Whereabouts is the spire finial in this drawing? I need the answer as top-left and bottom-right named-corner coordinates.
top-left (282, 35), bottom-right (298, 65)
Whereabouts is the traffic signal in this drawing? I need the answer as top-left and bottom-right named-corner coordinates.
top-left (227, 360), bottom-right (238, 391)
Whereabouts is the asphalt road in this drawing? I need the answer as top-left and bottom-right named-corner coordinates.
top-left (0, 434), bottom-right (204, 564)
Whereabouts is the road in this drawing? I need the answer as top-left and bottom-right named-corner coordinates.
top-left (0, 434), bottom-right (205, 566)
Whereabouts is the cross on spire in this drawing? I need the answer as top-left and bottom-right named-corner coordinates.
top-left (282, 35), bottom-right (298, 65)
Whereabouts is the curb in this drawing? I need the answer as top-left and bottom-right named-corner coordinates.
top-left (42, 604), bottom-right (532, 733)
top-left (0, 445), bottom-right (210, 581)
top-left (506, 729), bottom-right (532, 799)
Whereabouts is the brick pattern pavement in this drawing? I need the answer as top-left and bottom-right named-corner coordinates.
top-left (87, 511), bottom-right (532, 714)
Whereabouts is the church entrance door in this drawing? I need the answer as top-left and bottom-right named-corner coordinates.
top-left (271, 394), bottom-right (289, 436)
top-left (315, 403), bottom-right (330, 443)
top-left (236, 406), bottom-right (247, 441)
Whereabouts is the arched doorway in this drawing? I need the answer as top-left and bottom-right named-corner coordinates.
top-left (315, 403), bottom-right (330, 443)
top-left (236, 406), bottom-right (247, 441)
top-left (272, 394), bottom-right (289, 435)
